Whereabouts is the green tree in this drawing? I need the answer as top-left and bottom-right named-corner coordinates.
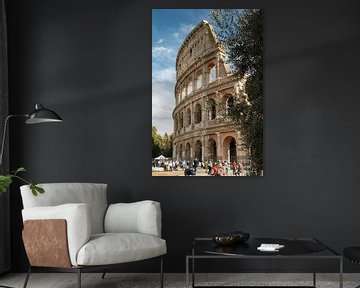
top-left (210, 9), bottom-right (263, 175)
top-left (152, 126), bottom-right (162, 158)
top-left (161, 133), bottom-right (173, 158)
top-left (152, 127), bottom-right (174, 158)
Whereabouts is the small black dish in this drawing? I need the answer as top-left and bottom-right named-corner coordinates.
top-left (212, 230), bottom-right (250, 246)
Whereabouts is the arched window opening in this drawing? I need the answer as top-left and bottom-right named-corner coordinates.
top-left (185, 143), bottom-right (191, 160)
top-left (181, 87), bottom-right (186, 100)
top-left (209, 64), bottom-right (216, 83)
top-left (208, 139), bottom-right (217, 161)
top-left (187, 81), bottom-right (193, 95)
top-left (223, 136), bottom-right (237, 163)
top-left (194, 104), bottom-right (202, 124)
top-left (196, 74), bottom-right (202, 90)
top-left (179, 144), bottom-right (183, 160)
top-left (230, 138), bottom-right (237, 162)
top-left (226, 95), bottom-right (235, 115)
top-left (208, 99), bottom-right (216, 120)
top-left (186, 108), bottom-right (191, 127)
top-left (179, 112), bottom-right (184, 129)
top-left (195, 140), bottom-right (202, 160)
top-left (174, 115), bottom-right (178, 132)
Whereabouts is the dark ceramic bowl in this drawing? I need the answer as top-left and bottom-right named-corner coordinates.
top-left (212, 233), bottom-right (237, 245)
top-left (212, 231), bottom-right (250, 246)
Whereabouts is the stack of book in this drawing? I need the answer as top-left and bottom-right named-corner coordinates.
top-left (257, 243), bottom-right (285, 252)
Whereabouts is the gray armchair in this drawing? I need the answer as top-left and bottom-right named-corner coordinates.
top-left (20, 183), bottom-right (166, 288)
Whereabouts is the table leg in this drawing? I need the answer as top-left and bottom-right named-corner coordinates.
top-left (339, 256), bottom-right (343, 288)
top-left (192, 247), bottom-right (195, 288)
top-left (313, 254), bottom-right (316, 287)
top-left (192, 257), bottom-right (195, 288)
top-left (186, 257), bottom-right (189, 288)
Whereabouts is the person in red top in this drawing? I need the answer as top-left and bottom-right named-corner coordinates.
top-left (212, 163), bottom-right (219, 176)
top-left (231, 161), bottom-right (237, 175)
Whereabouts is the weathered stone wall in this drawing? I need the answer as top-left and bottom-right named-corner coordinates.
top-left (173, 20), bottom-right (248, 163)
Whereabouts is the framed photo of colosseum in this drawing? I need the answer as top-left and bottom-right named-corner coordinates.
top-left (152, 9), bottom-right (263, 176)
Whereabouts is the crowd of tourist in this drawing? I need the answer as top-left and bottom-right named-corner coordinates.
top-left (152, 158), bottom-right (247, 176)
top-left (204, 160), bottom-right (245, 176)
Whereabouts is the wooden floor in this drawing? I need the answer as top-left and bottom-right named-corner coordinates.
top-left (0, 273), bottom-right (358, 288)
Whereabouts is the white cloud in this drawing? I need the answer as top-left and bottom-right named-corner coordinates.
top-left (179, 23), bottom-right (194, 35)
top-left (152, 46), bottom-right (174, 60)
top-left (151, 22), bottom-right (197, 135)
top-left (152, 67), bottom-right (176, 83)
top-left (172, 24), bottom-right (194, 41)
top-left (152, 81), bottom-right (175, 135)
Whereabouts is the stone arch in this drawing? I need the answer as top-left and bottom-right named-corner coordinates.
top-left (179, 144), bottom-right (183, 160)
top-left (195, 70), bottom-right (202, 90)
top-left (225, 94), bottom-right (235, 115)
top-left (181, 86), bottom-right (186, 100)
top-left (208, 62), bottom-right (216, 83)
top-left (208, 98), bottom-right (216, 120)
top-left (208, 138), bottom-right (217, 161)
top-left (195, 140), bottom-right (202, 160)
top-left (186, 108), bottom-right (191, 126)
top-left (174, 114), bottom-right (178, 131)
top-left (185, 142), bottom-right (191, 160)
top-left (194, 103), bottom-right (202, 124)
top-left (187, 77), bottom-right (193, 95)
top-left (223, 136), bottom-right (237, 162)
top-left (179, 111), bottom-right (184, 129)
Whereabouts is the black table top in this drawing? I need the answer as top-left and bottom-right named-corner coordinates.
top-left (192, 238), bottom-right (337, 257)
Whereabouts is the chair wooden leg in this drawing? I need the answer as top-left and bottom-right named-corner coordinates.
top-left (101, 270), bottom-right (106, 279)
top-left (160, 257), bottom-right (164, 288)
top-left (77, 268), bottom-right (81, 288)
top-left (23, 266), bottom-right (31, 288)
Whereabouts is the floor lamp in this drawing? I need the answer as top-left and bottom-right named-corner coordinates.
top-left (0, 103), bottom-right (62, 288)
top-left (0, 103), bottom-right (63, 167)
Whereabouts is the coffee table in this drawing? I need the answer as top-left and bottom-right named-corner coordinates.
top-left (186, 237), bottom-right (343, 288)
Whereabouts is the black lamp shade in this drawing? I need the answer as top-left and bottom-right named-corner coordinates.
top-left (25, 104), bottom-right (63, 124)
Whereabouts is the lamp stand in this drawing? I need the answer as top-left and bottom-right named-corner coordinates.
top-left (0, 114), bottom-right (28, 169)
top-left (0, 105), bottom-right (62, 288)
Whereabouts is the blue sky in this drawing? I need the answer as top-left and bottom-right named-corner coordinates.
top-left (152, 9), bottom-right (212, 136)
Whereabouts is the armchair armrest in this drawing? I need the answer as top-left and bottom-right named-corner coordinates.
top-left (22, 203), bottom-right (91, 266)
top-left (104, 200), bottom-right (162, 237)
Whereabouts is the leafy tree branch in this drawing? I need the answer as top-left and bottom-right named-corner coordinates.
top-left (0, 167), bottom-right (44, 196)
top-left (210, 9), bottom-right (263, 175)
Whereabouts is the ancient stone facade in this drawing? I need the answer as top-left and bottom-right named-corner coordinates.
top-left (173, 20), bottom-right (248, 163)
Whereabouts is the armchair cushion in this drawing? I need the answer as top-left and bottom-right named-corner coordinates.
top-left (21, 183), bottom-right (108, 234)
top-left (22, 203), bottom-right (91, 266)
top-left (104, 200), bottom-right (162, 237)
top-left (76, 233), bottom-right (166, 266)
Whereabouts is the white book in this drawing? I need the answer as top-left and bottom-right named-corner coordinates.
top-left (257, 243), bottom-right (285, 251)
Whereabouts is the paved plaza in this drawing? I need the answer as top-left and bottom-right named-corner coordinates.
top-left (152, 168), bottom-right (209, 176)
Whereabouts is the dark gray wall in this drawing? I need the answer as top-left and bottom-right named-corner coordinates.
top-left (5, 0), bottom-right (360, 272)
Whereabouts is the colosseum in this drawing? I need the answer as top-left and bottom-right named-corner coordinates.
top-left (172, 20), bottom-right (248, 163)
